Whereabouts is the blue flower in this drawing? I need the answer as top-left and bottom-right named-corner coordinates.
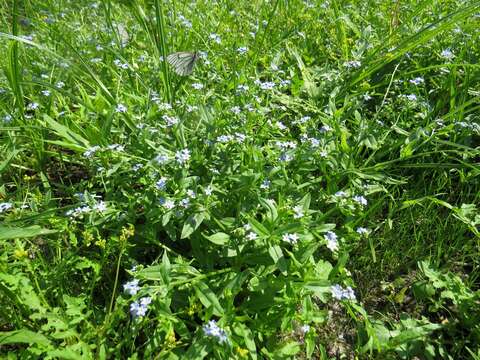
top-left (156, 177), bottom-right (168, 190)
top-left (115, 104), bottom-right (127, 113)
top-left (325, 231), bottom-right (338, 251)
top-left (331, 285), bottom-right (356, 301)
top-left (203, 320), bottom-right (228, 343)
top-left (175, 149), bottom-right (191, 165)
top-left (130, 296), bottom-right (152, 318)
top-left (123, 279), bottom-right (141, 295)
top-left (352, 195), bottom-right (367, 206)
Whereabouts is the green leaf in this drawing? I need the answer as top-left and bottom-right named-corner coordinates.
top-left (394, 286), bottom-right (409, 304)
top-left (204, 232), bottom-right (230, 245)
top-left (162, 211), bottom-right (173, 227)
top-left (268, 245), bottom-right (287, 274)
top-left (249, 218), bottom-right (270, 236)
top-left (0, 329), bottom-right (51, 346)
top-left (233, 323), bottom-right (257, 359)
top-left (193, 281), bottom-right (224, 316)
top-left (160, 251), bottom-right (171, 286)
top-left (42, 114), bottom-right (90, 148)
top-left (314, 223), bottom-right (336, 233)
top-left (304, 280), bottom-right (331, 302)
top-left (340, 128), bottom-right (351, 152)
top-left (329, 253), bottom-right (349, 279)
top-left (296, 242), bottom-right (320, 263)
top-left (224, 271), bottom-right (249, 294)
top-left (412, 281), bottom-right (436, 300)
top-left (135, 265), bottom-right (162, 281)
top-left (387, 323), bottom-right (441, 348)
top-left (184, 341), bottom-right (208, 359)
top-left (360, 134), bottom-right (379, 150)
top-left (259, 198), bottom-right (278, 222)
top-left (274, 341), bottom-right (301, 356)
top-left (0, 149), bottom-right (20, 173)
top-left (305, 331), bottom-right (315, 358)
top-left (299, 193), bottom-right (311, 211)
top-left (0, 225), bottom-right (58, 240)
top-left (45, 140), bottom-right (86, 152)
top-left (46, 349), bottom-right (86, 360)
top-left (181, 212), bottom-right (206, 239)
top-left (314, 260), bottom-right (333, 280)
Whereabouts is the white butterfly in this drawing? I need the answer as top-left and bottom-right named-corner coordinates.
top-left (167, 51), bottom-right (199, 76)
top-left (115, 23), bottom-right (129, 47)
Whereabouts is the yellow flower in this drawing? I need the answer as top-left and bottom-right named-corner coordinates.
top-left (95, 238), bottom-right (106, 248)
top-left (14, 249), bottom-right (29, 259)
top-left (120, 224), bottom-right (135, 243)
top-left (236, 347), bottom-right (249, 358)
top-left (165, 330), bottom-right (176, 347)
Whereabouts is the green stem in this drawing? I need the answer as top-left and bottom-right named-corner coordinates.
top-left (154, 0), bottom-right (171, 103)
top-left (108, 247), bottom-right (124, 315)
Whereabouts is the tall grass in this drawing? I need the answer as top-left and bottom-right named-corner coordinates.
top-left (0, 0), bottom-right (479, 358)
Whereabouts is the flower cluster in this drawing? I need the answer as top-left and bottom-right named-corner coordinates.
top-left (343, 60), bottom-right (361, 69)
top-left (282, 233), bottom-right (299, 244)
top-left (175, 149), bottom-right (191, 165)
top-left (331, 284), bottom-right (356, 301)
top-left (123, 279), bottom-right (141, 295)
top-left (215, 133), bottom-right (246, 144)
top-left (356, 227), bottom-right (369, 235)
top-left (352, 195), bottom-right (368, 206)
top-left (65, 200), bottom-right (107, 218)
top-left (292, 205), bottom-right (304, 219)
top-left (325, 231), bottom-right (338, 251)
top-left (162, 115), bottom-right (179, 127)
top-left (115, 103), bottom-right (127, 113)
top-left (202, 320), bottom-right (228, 343)
top-left (130, 296), bottom-right (152, 318)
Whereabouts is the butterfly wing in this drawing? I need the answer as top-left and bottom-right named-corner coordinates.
top-left (167, 52), bottom-right (198, 76)
top-left (116, 23), bottom-right (129, 47)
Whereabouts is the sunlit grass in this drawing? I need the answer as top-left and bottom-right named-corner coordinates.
top-left (1, 0), bottom-right (479, 358)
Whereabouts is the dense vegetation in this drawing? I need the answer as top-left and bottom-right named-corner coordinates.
top-left (1, 0), bottom-right (479, 358)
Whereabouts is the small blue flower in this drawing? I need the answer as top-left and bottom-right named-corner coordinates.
top-left (115, 104), bottom-right (127, 113)
top-left (160, 197), bottom-right (175, 210)
top-left (130, 296), bottom-right (152, 318)
top-left (293, 205), bottom-right (304, 219)
top-left (440, 49), bottom-right (455, 60)
top-left (325, 231), bottom-right (338, 252)
top-left (203, 320), bottom-right (228, 343)
top-left (156, 177), bottom-right (168, 190)
top-left (409, 77), bottom-right (424, 85)
top-left (237, 46), bottom-right (248, 55)
top-left (343, 60), bottom-right (361, 69)
top-left (123, 279), bottom-right (141, 295)
top-left (175, 149), bottom-right (191, 165)
top-left (209, 33), bottom-right (221, 44)
top-left (352, 195), bottom-right (367, 206)
top-left (282, 233), bottom-right (299, 244)
top-left (300, 324), bottom-right (310, 333)
top-left (83, 145), bottom-right (101, 158)
top-left (155, 153), bottom-right (170, 165)
top-left (260, 179), bottom-right (271, 190)
top-left (331, 285), bottom-right (356, 301)
top-left (356, 227), bottom-right (369, 235)
top-left (27, 102), bottom-right (39, 111)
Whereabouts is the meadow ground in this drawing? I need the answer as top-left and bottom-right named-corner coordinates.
top-left (0, 0), bottom-right (479, 359)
